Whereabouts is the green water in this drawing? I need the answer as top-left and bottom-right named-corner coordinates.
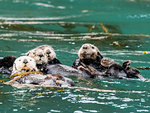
top-left (0, 0), bottom-right (150, 112)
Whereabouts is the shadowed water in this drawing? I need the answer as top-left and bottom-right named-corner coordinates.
top-left (0, 0), bottom-right (150, 113)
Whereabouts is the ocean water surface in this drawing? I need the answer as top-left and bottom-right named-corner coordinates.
top-left (0, 0), bottom-right (150, 113)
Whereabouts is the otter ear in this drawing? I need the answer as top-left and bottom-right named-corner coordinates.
top-left (26, 52), bottom-right (30, 56)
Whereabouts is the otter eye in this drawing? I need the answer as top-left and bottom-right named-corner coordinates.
top-left (92, 46), bottom-right (95, 49)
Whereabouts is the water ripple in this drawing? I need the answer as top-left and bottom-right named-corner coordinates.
top-left (0, 14), bottom-right (87, 21)
top-left (35, 3), bottom-right (66, 9)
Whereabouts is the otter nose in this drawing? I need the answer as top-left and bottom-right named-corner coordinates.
top-left (47, 51), bottom-right (51, 54)
top-left (39, 54), bottom-right (43, 57)
top-left (83, 46), bottom-right (87, 49)
top-left (23, 59), bottom-right (28, 64)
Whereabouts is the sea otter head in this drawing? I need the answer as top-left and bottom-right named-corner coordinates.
top-left (78, 43), bottom-right (103, 60)
top-left (101, 58), bottom-right (114, 67)
top-left (26, 48), bottom-right (48, 65)
top-left (12, 56), bottom-right (38, 74)
top-left (122, 60), bottom-right (131, 69)
top-left (38, 45), bottom-right (56, 61)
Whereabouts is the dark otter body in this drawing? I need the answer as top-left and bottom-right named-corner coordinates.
top-left (72, 56), bottom-right (104, 71)
top-left (104, 63), bottom-right (127, 79)
top-left (122, 61), bottom-right (147, 81)
top-left (44, 64), bottom-right (95, 78)
top-left (0, 56), bottom-right (16, 74)
top-left (10, 74), bottom-right (74, 87)
top-left (101, 61), bottom-right (147, 81)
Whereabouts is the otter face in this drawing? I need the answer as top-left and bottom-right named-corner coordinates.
top-left (40, 45), bottom-right (56, 61)
top-left (26, 48), bottom-right (48, 65)
top-left (101, 58), bottom-right (114, 67)
top-left (12, 56), bottom-right (38, 74)
top-left (78, 44), bottom-right (101, 60)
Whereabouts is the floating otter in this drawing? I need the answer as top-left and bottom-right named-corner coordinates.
top-left (122, 60), bottom-right (147, 81)
top-left (0, 56), bottom-right (16, 74)
top-left (26, 45), bottom-right (61, 72)
top-left (102, 58), bottom-right (127, 79)
top-left (100, 58), bottom-right (147, 81)
top-left (72, 44), bottom-right (103, 71)
top-left (72, 44), bottom-right (147, 81)
top-left (6, 56), bottom-right (74, 87)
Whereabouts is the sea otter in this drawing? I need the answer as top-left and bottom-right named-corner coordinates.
top-left (0, 56), bottom-right (16, 74)
top-left (72, 44), bottom-right (103, 71)
top-left (102, 58), bottom-right (127, 79)
top-left (26, 45), bottom-right (61, 72)
top-left (122, 60), bottom-right (147, 81)
top-left (100, 58), bottom-right (147, 81)
top-left (6, 56), bottom-right (74, 87)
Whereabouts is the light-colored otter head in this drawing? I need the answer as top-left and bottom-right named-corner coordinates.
top-left (26, 48), bottom-right (48, 65)
top-left (78, 43), bottom-right (102, 60)
top-left (12, 56), bottom-right (38, 74)
top-left (101, 58), bottom-right (114, 67)
top-left (37, 45), bottom-right (56, 61)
